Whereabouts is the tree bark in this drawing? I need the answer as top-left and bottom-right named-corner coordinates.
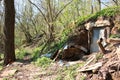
top-left (97, 0), bottom-right (101, 11)
top-left (112, 0), bottom-right (119, 6)
top-left (4, 0), bottom-right (16, 65)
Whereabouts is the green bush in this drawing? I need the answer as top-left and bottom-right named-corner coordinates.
top-left (31, 47), bottom-right (41, 61)
top-left (15, 49), bottom-right (28, 60)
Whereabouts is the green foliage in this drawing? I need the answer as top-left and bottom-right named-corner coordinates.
top-left (110, 34), bottom-right (120, 38)
top-left (0, 53), bottom-right (3, 70)
top-left (76, 6), bottom-right (120, 26)
top-left (63, 63), bottom-right (84, 80)
top-left (31, 47), bottom-right (41, 61)
top-left (15, 49), bottom-right (28, 60)
top-left (3, 78), bottom-right (8, 80)
top-left (51, 27), bottom-right (74, 54)
top-left (0, 60), bottom-right (3, 70)
top-left (0, 53), bottom-right (4, 59)
top-left (55, 75), bottom-right (63, 80)
top-left (33, 57), bottom-right (52, 68)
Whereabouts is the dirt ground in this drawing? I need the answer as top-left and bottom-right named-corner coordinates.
top-left (0, 45), bottom-right (120, 80)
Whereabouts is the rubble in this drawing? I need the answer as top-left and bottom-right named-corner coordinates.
top-left (78, 46), bottom-right (120, 80)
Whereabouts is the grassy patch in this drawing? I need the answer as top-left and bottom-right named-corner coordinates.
top-left (55, 63), bottom-right (85, 80)
top-left (33, 57), bottom-right (52, 68)
top-left (64, 64), bottom-right (84, 80)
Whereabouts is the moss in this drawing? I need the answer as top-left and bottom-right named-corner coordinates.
top-left (76, 6), bottom-right (120, 26)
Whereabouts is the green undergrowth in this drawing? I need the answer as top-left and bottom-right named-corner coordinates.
top-left (0, 53), bottom-right (4, 60)
top-left (32, 57), bottom-right (52, 69)
top-left (54, 63), bottom-right (85, 80)
top-left (31, 47), bottom-right (41, 61)
top-left (15, 48), bottom-right (53, 69)
top-left (15, 49), bottom-right (28, 60)
top-left (64, 64), bottom-right (84, 80)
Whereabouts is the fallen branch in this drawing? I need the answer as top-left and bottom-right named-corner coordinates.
top-left (78, 62), bottom-right (102, 72)
top-left (84, 54), bottom-right (96, 67)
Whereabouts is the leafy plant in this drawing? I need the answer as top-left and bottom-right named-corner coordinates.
top-left (15, 49), bottom-right (28, 60)
top-left (31, 47), bottom-right (41, 61)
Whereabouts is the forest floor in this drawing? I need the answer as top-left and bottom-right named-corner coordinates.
top-left (0, 44), bottom-right (120, 80)
top-left (0, 56), bottom-right (86, 80)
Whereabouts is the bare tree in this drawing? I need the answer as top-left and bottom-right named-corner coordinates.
top-left (28, 0), bottom-right (73, 42)
top-left (4, 0), bottom-right (16, 65)
top-left (97, 0), bottom-right (101, 11)
top-left (112, 0), bottom-right (119, 6)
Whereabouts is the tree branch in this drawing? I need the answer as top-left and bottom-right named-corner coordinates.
top-left (54, 0), bottom-right (73, 21)
top-left (28, 0), bottom-right (50, 26)
top-left (101, 2), bottom-right (110, 7)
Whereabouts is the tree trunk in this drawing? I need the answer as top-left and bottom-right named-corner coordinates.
top-left (97, 0), bottom-right (101, 11)
top-left (4, 0), bottom-right (16, 65)
top-left (112, 0), bottom-right (119, 6)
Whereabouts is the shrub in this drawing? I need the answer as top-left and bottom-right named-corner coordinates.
top-left (15, 49), bottom-right (28, 60)
top-left (31, 47), bottom-right (41, 61)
